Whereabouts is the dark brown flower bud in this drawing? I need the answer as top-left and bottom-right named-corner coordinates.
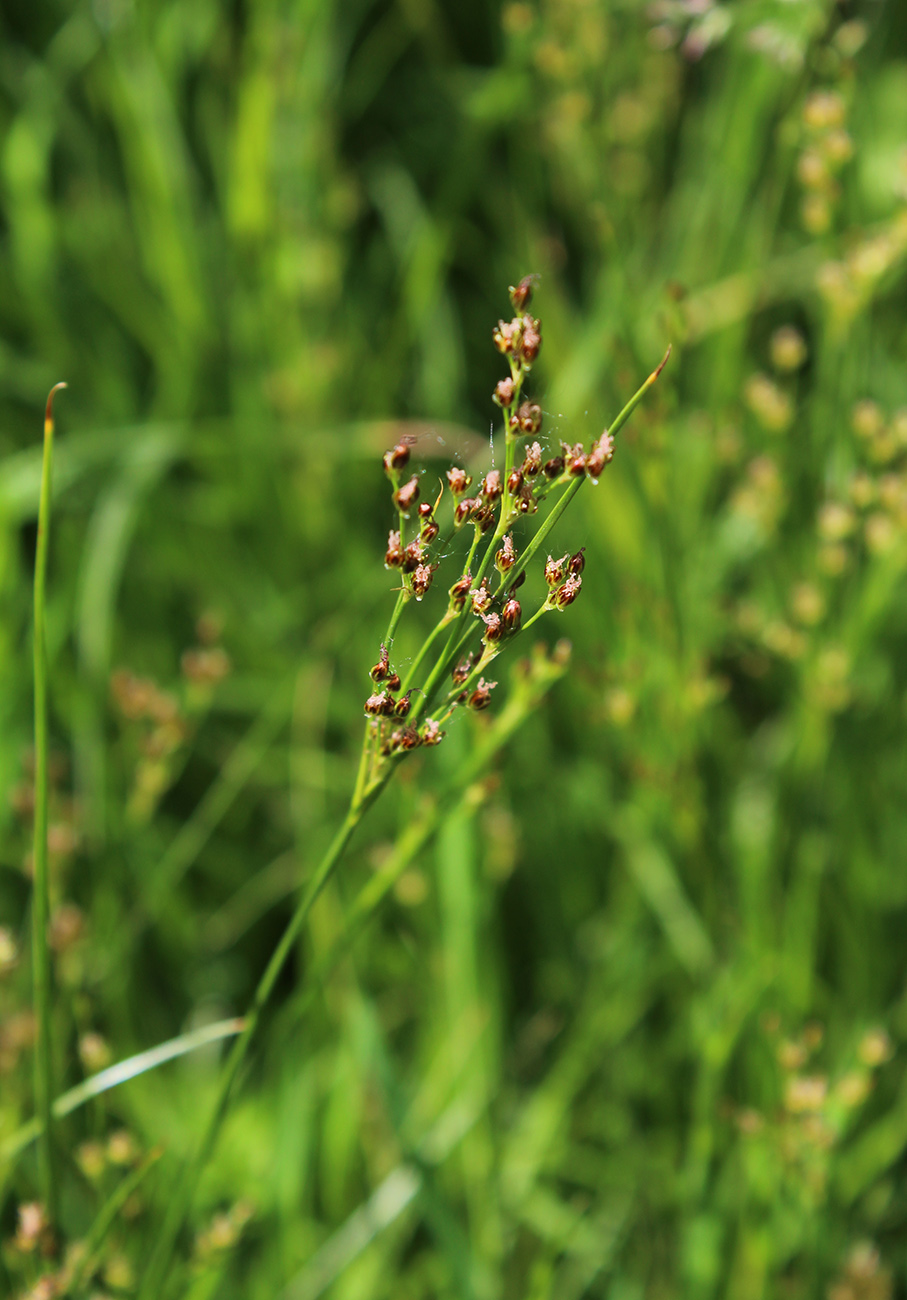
top-left (554, 573), bottom-right (582, 609)
top-left (502, 597), bottom-right (522, 632)
top-left (449, 572), bottom-right (473, 611)
top-left (569, 548), bottom-right (586, 575)
top-left (420, 519), bottom-right (439, 543)
top-left (493, 376), bottom-right (516, 407)
top-left (369, 644), bottom-right (390, 682)
top-left (482, 469), bottom-right (502, 500)
top-left (509, 276), bottom-right (536, 312)
top-left (385, 529), bottom-right (404, 568)
top-left (543, 456), bottom-right (564, 479)
top-left (394, 476), bottom-right (420, 513)
top-left (519, 317), bottom-right (541, 364)
top-left (418, 502), bottom-right (433, 519)
top-left (386, 672), bottom-right (401, 693)
top-left (471, 579), bottom-right (493, 614)
top-left (507, 467), bottom-right (524, 495)
top-left (522, 441), bottom-right (542, 476)
top-left (482, 611), bottom-right (503, 641)
top-left (452, 652), bottom-right (475, 685)
top-left (495, 533), bottom-right (516, 574)
top-left (447, 466), bottom-right (472, 495)
top-left (394, 690), bottom-right (414, 718)
top-left (402, 539), bottom-right (424, 573)
top-left (383, 440), bottom-right (412, 474)
top-left (545, 553), bottom-right (568, 587)
top-left (509, 570), bottom-right (526, 592)
top-left (468, 677), bottom-right (498, 710)
top-left (411, 562), bottom-right (435, 600)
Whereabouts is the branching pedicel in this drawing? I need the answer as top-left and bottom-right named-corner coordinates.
top-left (354, 277), bottom-right (669, 807)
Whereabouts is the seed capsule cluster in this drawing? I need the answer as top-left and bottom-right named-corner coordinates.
top-left (362, 277), bottom-right (658, 764)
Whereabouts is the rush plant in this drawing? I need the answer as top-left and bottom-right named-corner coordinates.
top-left (20, 285), bottom-right (667, 1295)
top-left (139, 279), bottom-right (668, 1294)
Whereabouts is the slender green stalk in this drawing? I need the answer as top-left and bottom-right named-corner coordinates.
top-left (139, 774), bottom-right (390, 1299)
top-left (32, 381), bottom-right (65, 1226)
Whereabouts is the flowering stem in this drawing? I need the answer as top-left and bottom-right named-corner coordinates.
top-left (383, 587), bottom-right (410, 648)
top-left (140, 771), bottom-right (391, 1299)
top-left (32, 381), bottom-right (66, 1227)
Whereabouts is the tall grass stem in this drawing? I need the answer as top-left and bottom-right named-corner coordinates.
top-left (32, 381), bottom-right (66, 1225)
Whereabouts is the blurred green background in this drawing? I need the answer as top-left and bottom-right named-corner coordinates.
top-left (3, 0), bottom-right (907, 1296)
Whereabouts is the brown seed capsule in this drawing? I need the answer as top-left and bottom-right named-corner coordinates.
top-left (509, 570), bottom-right (526, 592)
top-left (519, 317), bottom-right (541, 364)
top-left (385, 529), bottom-right (405, 568)
top-left (370, 645), bottom-right (390, 682)
top-left (452, 652), bottom-right (475, 685)
top-left (493, 376), bottom-right (516, 407)
top-left (507, 467), bottom-right (524, 495)
top-left (394, 690), bottom-right (414, 718)
top-left (495, 533), bottom-right (516, 574)
top-left (420, 519), bottom-right (439, 543)
top-left (493, 319), bottom-right (518, 354)
top-left (519, 485), bottom-right (537, 514)
top-left (365, 690), bottom-right (396, 717)
top-left (502, 597), bottom-right (521, 632)
top-left (449, 572), bottom-right (473, 611)
top-left (402, 540), bottom-right (424, 573)
top-left (386, 672), bottom-right (401, 693)
top-left (482, 611), bottom-right (503, 641)
top-left (545, 554), bottom-right (568, 587)
top-left (394, 476), bottom-right (420, 512)
top-left (411, 562), bottom-right (435, 600)
top-left (383, 440), bottom-right (412, 473)
top-left (468, 677), bottom-right (498, 710)
top-left (418, 502), bottom-right (433, 519)
top-left (543, 455), bottom-right (564, 479)
top-left (554, 573), bottom-right (582, 609)
top-left (516, 402), bottom-right (542, 434)
top-left (474, 503), bottom-right (496, 533)
top-left (522, 441), bottom-right (542, 476)
top-left (509, 275), bottom-right (536, 312)
top-left (482, 469), bottom-right (502, 501)
top-left (420, 719), bottom-right (444, 745)
top-left (568, 548), bottom-right (586, 575)
top-left (447, 465), bottom-right (472, 495)
top-left (471, 579), bottom-right (493, 615)
top-left (455, 496), bottom-right (480, 526)
top-left (585, 431), bottom-right (614, 479)
top-left (564, 442), bottom-right (586, 475)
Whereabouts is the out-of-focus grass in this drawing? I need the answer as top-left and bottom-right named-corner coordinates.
top-left (2, 0), bottom-right (907, 1296)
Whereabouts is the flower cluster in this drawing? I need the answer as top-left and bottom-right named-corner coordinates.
top-left (359, 279), bottom-right (667, 781)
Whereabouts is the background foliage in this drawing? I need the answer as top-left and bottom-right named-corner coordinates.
top-left (3, 0), bottom-right (907, 1296)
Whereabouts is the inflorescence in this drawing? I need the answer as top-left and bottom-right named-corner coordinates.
top-left (360, 277), bottom-right (668, 784)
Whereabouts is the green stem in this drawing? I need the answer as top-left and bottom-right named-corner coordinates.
top-left (138, 772), bottom-right (391, 1299)
top-left (383, 587), bottom-right (410, 648)
top-left (32, 382), bottom-right (65, 1226)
